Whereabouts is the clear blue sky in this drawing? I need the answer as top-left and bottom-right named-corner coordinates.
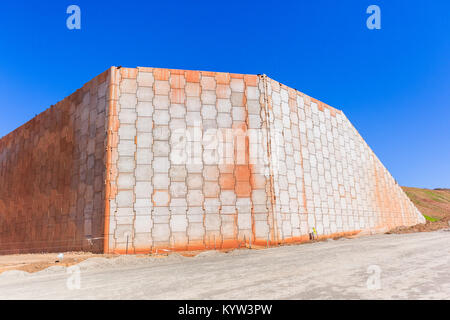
top-left (0, 0), bottom-right (449, 188)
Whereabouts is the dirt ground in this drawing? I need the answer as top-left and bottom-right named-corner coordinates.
top-left (0, 252), bottom-right (118, 274)
top-left (0, 230), bottom-right (449, 299)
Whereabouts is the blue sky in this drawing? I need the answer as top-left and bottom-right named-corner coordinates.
top-left (0, 0), bottom-right (449, 188)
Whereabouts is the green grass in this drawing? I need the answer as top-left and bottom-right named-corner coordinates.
top-left (423, 190), bottom-right (448, 203)
top-left (423, 214), bottom-right (440, 222)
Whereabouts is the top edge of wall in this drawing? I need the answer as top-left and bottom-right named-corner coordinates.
top-left (0, 67), bottom-right (113, 142)
top-left (117, 66), bottom-right (343, 114)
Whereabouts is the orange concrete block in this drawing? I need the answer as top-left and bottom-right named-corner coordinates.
top-left (215, 72), bottom-right (230, 84)
top-left (153, 68), bottom-right (170, 81)
top-left (170, 88), bottom-right (186, 104)
top-left (185, 70), bottom-right (200, 83)
top-left (170, 74), bottom-right (186, 89)
top-left (235, 181), bottom-right (252, 197)
top-left (219, 173), bottom-right (235, 190)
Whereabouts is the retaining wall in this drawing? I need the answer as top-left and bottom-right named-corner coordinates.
top-left (105, 67), bottom-right (424, 254)
top-left (0, 66), bottom-right (424, 255)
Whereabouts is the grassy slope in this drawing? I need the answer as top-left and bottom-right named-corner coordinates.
top-left (387, 187), bottom-right (450, 233)
top-left (402, 187), bottom-right (450, 221)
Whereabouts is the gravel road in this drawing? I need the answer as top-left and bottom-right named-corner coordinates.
top-left (0, 230), bottom-right (449, 299)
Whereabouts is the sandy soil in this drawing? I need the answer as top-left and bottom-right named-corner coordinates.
top-left (0, 252), bottom-right (119, 274)
top-left (0, 230), bottom-right (449, 299)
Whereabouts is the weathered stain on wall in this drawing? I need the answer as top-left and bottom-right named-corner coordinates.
top-left (0, 66), bottom-right (425, 255)
top-left (0, 69), bottom-right (112, 254)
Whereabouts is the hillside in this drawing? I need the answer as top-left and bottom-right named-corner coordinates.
top-left (388, 187), bottom-right (450, 233)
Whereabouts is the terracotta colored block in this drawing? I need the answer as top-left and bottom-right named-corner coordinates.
top-left (215, 72), bottom-right (230, 84)
top-left (170, 74), bottom-right (186, 89)
top-left (235, 181), bottom-right (252, 197)
top-left (169, 69), bottom-right (185, 75)
top-left (200, 71), bottom-right (216, 77)
top-left (244, 74), bottom-right (258, 86)
top-left (219, 173), bottom-right (235, 190)
top-left (235, 165), bottom-right (251, 182)
top-left (170, 88), bottom-right (186, 104)
top-left (185, 70), bottom-right (200, 83)
top-left (230, 73), bottom-right (244, 79)
top-left (120, 68), bottom-right (138, 79)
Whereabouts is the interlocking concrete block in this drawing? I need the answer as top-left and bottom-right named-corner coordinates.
top-left (187, 189), bottom-right (204, 206)
top-left (135, 165), bottom-right (152, 181)
top-left (217, 113), bottom-right (232, 128)
top-left (169, 104), bottom-right (186, 118)
top-left (153, 173), bottom-right (170, 189)
top-left (135, 182), bottom-right (152, 198)
top-left (248, 114), bottom-right (262, 129)
top-left (152, 223), bottom-right (170, 241)
top-left (153, 95), bottom-right (170, 109)
top-left (118, 124), bottom-right (136, 140)
top-left (121, 79), bottom-right (137, 93)
top-left (230, 78), bottom-right (244, 92)
top-left (152, 190), bottom-right (170, 207)
top-left (201, 76), bottom-right (216, 90)
top-left (204, 182), bottom-right (220, 198)
top-left (118, 156), bottom-right (135, 173)
top-left (185, 83), bottom-right (201, 97)
top-left (201, 90), bottom-right (217, 105)
top-left (136, 117), bottom-right (153, 132)
top-left (201, 104), bottom-right (217, 120)
top-left (217, 99), bottom-right (232, 113)
top-left (136, 149), bottom-right (152, 165)
top-left (153, 110), bottom-right (170, 125)
top-left (137, 71), bottom-right (154, 87)
top-left (119, 93), bottom-right (137, 109)
top-left (116, 190), bottom-right (134, 207)
top-left (153, 157), bottom-right (170, 173)
top-left (186, 111), bottom-right (202, 126)
top-left (136, 101), bottom-right (153, 116)
top-left (154, 80), bottom-right (170, 95)
top-left (153, 126), bottom-right (170, 141)
top-left (137, 132), bottom-right (152, 147)
top-left (187, 174), bottom-right (203, 189)
top-left (170, 182), bottom-right (187, 197)
top-left (169, 166), bottom-right (187, 181)
top-left (188, 223), bottom-right (205, 239)
top-left (170, 215), bottom-right (188, 232)
top-left (232, 107), bottom-right (246, 121)
top-left (205, 215), bottom-right (221, 231)
top-left (153, 141), bottom-right (170, 156)
top-left (117, 174), bottom-right (135, 190)
top-left (118, 140), bottom-right (136, 157)
top-left (203, 165), bottom-right (219, 181)
top-left (246, 86), bottom-right (259, 100)
top-left (220, 190), bottom-right (236, 205)
top-left (119, 108), bottom-right (137, 124)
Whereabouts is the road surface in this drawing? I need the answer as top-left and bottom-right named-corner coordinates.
top-left (0, 230), bottom-right (449, 299)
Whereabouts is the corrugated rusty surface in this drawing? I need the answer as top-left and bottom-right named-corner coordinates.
top-left (0, 69), bottom-right (112, 254)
